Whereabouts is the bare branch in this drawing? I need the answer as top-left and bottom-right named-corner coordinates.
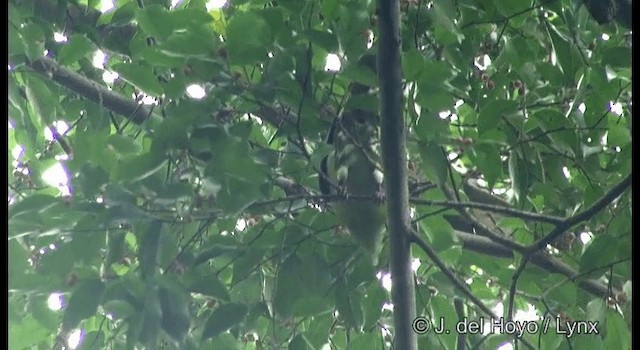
top-left (455, 229), bottom-right (618, 299)
top-left (411, 198), bottom-right (564, 225)
top-left (409, 229), bottom-right (535, 350)
top-left (378, 0), bottom-right (417, 348)
top-left (529, 174), bottom-right (631, 252)
top-left (28, 57), bottom-right (161, 126)
top-left (410, 229), bottom-right (497, 317)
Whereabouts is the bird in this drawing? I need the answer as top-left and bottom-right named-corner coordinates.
top-left (319, 55), bottom-right (386, 266)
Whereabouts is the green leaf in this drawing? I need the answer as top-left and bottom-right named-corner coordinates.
top-left (430, 0), bottom-right (464, 45)
top-left (225, 11), bottom-right (271, 65)
top-left (138, 285), bottom-right (162, 346)
top-left (135, 5), bottom-right (174, 40)
top-left (103, 230), bottom-right (126, 275)
top-left (419, 215), bottom-right (457, 252)
top-left (341, 59), bottom-right (378, 88)
top-left (69, 229), bottom-right (106, 264)
top-left (348, 332), bottom-right (380, 350)
top-left (573, 333), bottom-right (604, 350)
top-left (586, 298), bottom-right (607, 326)
top-left (289, 334), bottom-right (312, 350)
top-left (25, 76), bottom-right (56, 125)
top-left (113, 152), bottom-right (167, 182)
top-left (21, 23), bottom-right (45, 60)
top-left (403, 50), bottom-right (424, 81)
top-left (544, 274), bottom-right (576, 306)
top-left (202, 303), bottom-right (248, 340)
top-left (176, 7), bottom-right (216, 26)
top-left (102, 299), bottom-right (136, 319)
top-left (601, 47), bottom-right (631, 68)
top-left (28, 295), bottom-right (60, 331)
top-left (300, 255), bottom-right (333, 297)
top-left (155, 230), bottom-right (178, 269)
top-left (8, 240), bottom-right (29, 282)
top-left (76, 164), bottom-right (109, 198)
top-left (306, 313), bottom-right (333, 348)
top-left (9, 317), bottom-right (51, 349)
top-left (58, 34), bottom-right (96, 65)
top-left (537, 328), bottom-right (563, 350)
top-left (158, 278), bottom-right (191, 342)
top-left (477, 100), bottom-right (517, 135)
top-left (579, 234), bottom-right (618, 277)
top-left (417, 61), bottom-right (454, 92)
top-left (362, 284), bottom-right (387, 330)
top-left (418, 141), bottom-right (449, 186)
top-left (415, 109), bottom-right (449, 142)
top-left (508, 151), bottom-right (528, 203)
top-left (8, 23), bottom-right (24, 56)
top-left (152, 116), bottom-right (191, 151)
top-left (158, 26), bottom-right (217, 57)
top-left (291, 295), bottom-right (332, 317)
top-left (204, 135), bottom-right (268, 213)
top-left (37, 243), bottom-right (76, 278)
top-left (186, 271), bottom-right (230, 301)
top-left (113, 62), bottom-right (164, 96)
top-left (137, 46), bottom-right (186, 67)
top-left (603, 310), bottom-right (630, 349)
top-left (157, 182), bottom-right (193, 201)
top-left (430, 295), bottom-right (458, 349)
top-left (62, 279), bottom-right (106, 331)
top-left (107, 134), bottom-right (142, 154)
top-left (138, 220), bottom-right (163, 280)
top-left (76, 330), bottom-right (105, 350)
top-left (494, 0), bottom-right (531, 27)
top-left (533, 109), bottom-right (578, 156)
top-left (273, 255), bottom-right (305, 317)
top-left (607, 123), bottom-right (631, 147)
top-left (9, 194), bottom-right (59, 220)
top-left (303, 29), bottom-right (339, 52)
top-left (473, 143), bottom-right (503, 188)
top-left (547, 23), bottom-right (581, 84)
top-left (335, 279), bottom-right (364, 330)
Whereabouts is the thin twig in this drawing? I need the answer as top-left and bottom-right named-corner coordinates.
top-left (529, 174), bottom-right (631, 252)
top-left (409, 228), bottom-right (535, 350)
top-left (411, 198), bottom-right (564, 225)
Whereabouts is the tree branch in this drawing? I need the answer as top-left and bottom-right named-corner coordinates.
top-left (440, 184), bottom-right (528, 253)
top-left (529, 174), bottom-right (631, 252)
top-left (410, 229), bottom-right (535, 350)
top-left (244, 187), bottom-right (618, 300)
top-left (377, 1), bottom-right (417, 349)
top-left (410, 230), bottom-right (497, 317)
top-left (27, 55), bottom-right (304, 135)
top-left (28, 57), bottom-right (161, 127)
top-left (454, 230), bottom-right (616, 299)
top-left (411, 198), bottom-right (564, 225)
top-left (505, 175), bottom-right (631, 320)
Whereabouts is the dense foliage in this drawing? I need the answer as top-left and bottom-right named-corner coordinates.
top-left (8, 0), bottom-right (631, 349)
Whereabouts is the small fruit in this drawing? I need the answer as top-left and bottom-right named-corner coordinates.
top-left (486, 80), bottom-right (495, 90)
top-left (217, 46), bottom-right (228, 60)
top-left (615, 291), bottom-right (627, 304)
top-left (512, 80), bottom-right (523, 89)
top-left (66, 272), bottom-right (78, 287)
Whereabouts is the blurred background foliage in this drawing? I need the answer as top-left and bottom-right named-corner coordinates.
top-left (8, 0), bottom-right (631, 349)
